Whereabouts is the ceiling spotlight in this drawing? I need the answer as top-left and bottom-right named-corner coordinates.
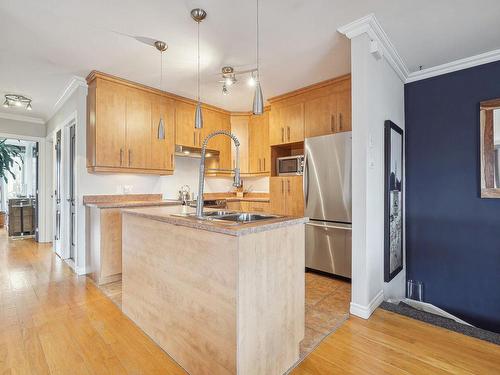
top-left (3, 94), bottom-right (32, 111)
top-left (247, 75), bottom-right (256, 87)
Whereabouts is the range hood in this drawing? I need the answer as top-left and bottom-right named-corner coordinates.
top-left (175, 145), bottom-right (220, 159)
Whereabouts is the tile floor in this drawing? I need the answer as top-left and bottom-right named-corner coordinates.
top-left (98, 270), bottom-right (351, 360)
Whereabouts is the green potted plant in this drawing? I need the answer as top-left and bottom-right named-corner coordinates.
top-left (0, 140), bottom-right (22, 227)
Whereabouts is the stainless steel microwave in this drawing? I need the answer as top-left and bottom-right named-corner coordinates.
top-left (277, 155), bottom-right (304, 176)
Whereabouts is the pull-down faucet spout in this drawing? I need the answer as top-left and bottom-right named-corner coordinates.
top-left (196, 130), bottom-right (241, 218)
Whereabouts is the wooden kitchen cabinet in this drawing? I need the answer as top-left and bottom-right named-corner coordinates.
top-left (125, 88), bottom-right (152, 169)
top-left (87, 72), bottom-right (175, 174)
top-left (270, 176), bottom-right (303, 216)
top-left (230, 114), bottom-right (250, 174)
top-left (90, 78), bottom-right (127, 168)
top-left (304, 86), bottom-right (351, 137)
top-left (269, 102), bottom-right (304, 145)
top-left (151, 95), bottom-right (175, 171)
top-left (248, 111), bottom-right (270, 174)
top-left (175, 101), bottom-right (201, 147)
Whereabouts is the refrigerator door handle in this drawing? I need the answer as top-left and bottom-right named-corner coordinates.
top-left (306, 221), bottom-right (352, 230)
top-left (303, 152), bottom-right (309, 205)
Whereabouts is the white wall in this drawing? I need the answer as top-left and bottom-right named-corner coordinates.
top-left (350, 33), bottom-right (406, 318)
top-left (0, 117), bottom-right (45, 138)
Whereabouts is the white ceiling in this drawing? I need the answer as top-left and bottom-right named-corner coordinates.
top-left (1, 0), bottom-right (500, 122)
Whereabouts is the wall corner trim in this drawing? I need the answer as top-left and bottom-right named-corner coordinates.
top-left (50, 75), bottom-right (88, 121)
top-left (338, 13), bottom-right (409, 83)
top-left (406, 48), bottom-right (500, 82)
top-left (75, 265), bottom-right (87, 276)
top-left (0, 112), bottom-right (45, 125)
top-left (350, 289), bottom-right (384, 319)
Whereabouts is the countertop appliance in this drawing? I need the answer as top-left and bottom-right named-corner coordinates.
top-left (304, 132), bottom-right (352, 278)
top-left (277, 155), bottom-right (304, 176)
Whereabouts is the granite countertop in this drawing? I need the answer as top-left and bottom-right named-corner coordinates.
top-left (85, 200), bottom-right (181, 209)
top-left (122, 205), bottom-right (307, 237)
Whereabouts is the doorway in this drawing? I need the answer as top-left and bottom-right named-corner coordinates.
top-left (0, 138), bottom-right (39, 239)
top-left (54, 130), bottom-right (62, 256)
top-left (68, 124), bottom-right (76, 261)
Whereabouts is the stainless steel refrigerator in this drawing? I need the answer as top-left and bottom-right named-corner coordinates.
top-left (304, 132), bottom-right (352, 278)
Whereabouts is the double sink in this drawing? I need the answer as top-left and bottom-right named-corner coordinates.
top-left (175, 210), bottom-right (280, 225)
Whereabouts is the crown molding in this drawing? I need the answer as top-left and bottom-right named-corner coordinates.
top-left (0, 112), bottom-right (45, 125)
top-left (406, 48), bottom-right (500, 83)
top-left (49, 75), bottom-right (87, 120)
top-left (338, 14), bottom-right (409, 83)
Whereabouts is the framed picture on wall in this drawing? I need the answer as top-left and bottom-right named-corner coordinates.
top-left (384, 120), bottom-right (404, 282)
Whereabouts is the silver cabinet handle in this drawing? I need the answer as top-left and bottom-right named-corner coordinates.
top-left (128, 149), bottom-right (131, 166)
top-left (263, 158), bottom-right (265, 171)
top-left (281, 179), bottom-right (284, 194)
top-left (338, 113), bottom-right (342, 131)
top-left (120, 148), bottom-right (123, 165)
top-left (258, 158), bottom-right (261, 171)
top-left (193, 131), bottom-right (196, 146)
top-left (287, 126), bottom-right (291, 141)
top-left (331, 115), bottom-right (335, 132)
top-left (287, 179), bottom-right (291, 194)
top-left (171, 154), bottom-right (174, 168)
top-left (281, 127), bottom-right (284, 143)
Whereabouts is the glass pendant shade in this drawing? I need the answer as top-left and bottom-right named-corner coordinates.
top-left (194, 102), bottom-right (203, 129)
top-left (157, 117), bottom-right (165, 139)
top-left (252, 81), bottom-right (264, 115)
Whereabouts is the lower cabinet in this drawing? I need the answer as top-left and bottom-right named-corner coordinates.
top-left (270, 176), bottom-right (304, 216)
top-left (226, 201), bottom-right (270, 213)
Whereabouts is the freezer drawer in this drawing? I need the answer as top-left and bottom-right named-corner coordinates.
top-left (305, 221), bottom-right (352, 278)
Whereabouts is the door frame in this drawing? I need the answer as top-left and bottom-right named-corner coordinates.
top-left (46, 110), bottom-right (79, 271)
top-left (0, 132), bottom-right (48, 242)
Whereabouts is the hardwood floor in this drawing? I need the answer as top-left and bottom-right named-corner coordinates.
top-left (1, 230), bottom-right (499, 374)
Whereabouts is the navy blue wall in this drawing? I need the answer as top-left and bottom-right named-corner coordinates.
top-left (405, 61), bottom-right (500, 333)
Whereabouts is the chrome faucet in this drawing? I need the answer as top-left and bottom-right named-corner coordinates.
top-left (196, 130), bottom-right (241, 218)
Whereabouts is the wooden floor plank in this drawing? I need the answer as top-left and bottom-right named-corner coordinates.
top-left (0, 229), bottom-right (499, 374)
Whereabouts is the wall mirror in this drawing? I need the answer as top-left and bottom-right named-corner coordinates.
top-left (480, 99), bottom-right (500, 198)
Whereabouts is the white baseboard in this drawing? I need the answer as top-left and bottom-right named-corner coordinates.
top-left (75, 265), bottom-right (87, 276)
top-left (350, 289), bottom-right (384, 319)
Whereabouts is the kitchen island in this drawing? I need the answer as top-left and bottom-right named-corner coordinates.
top-left (121, 205), bottom-right (307, 375)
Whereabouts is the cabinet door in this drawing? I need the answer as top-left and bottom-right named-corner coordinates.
top-left (175, 101), bottom-right (199, 147)
top-left (218, 115), bottom-right (232, 172)
top-left (336, 88), bottom-right (351, 133)
top-left (95, 79), bottom-right (126, 167)
top-left (226, 201), bottom-right (241, 211)
top-left (270, 177), bottom-right (286, 215)
top-left (281, 102), bottom-right (304, 143)
top-left (126, 88), bottom-right (151, 169)
top-left (258, 111), bottom-right (270, 173)
top-left (151, 95), bottom-right (175, 170)
top-left (286, 176), bottom-right (304, 216)
top-left (230, 115), bottom-right (249, 174)
top-left (248, 115), bottom-right (261, 173)
top-left (305, 94), bottom-right (336, 138)
top-left (269, 108), bottom-right (284, 146)
top-left (248, 112), bottom-right (270, 173)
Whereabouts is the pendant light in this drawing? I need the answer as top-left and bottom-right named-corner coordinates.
top-left (191, 8), bottom-right (207, 129)
top-left (154, 41), bottom-right (168, 139)
top-left (252, 0), bottom-right (264, 115)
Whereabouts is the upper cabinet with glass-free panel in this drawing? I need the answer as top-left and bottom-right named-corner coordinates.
top-left (480, 99), bottom-right (500, 198)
